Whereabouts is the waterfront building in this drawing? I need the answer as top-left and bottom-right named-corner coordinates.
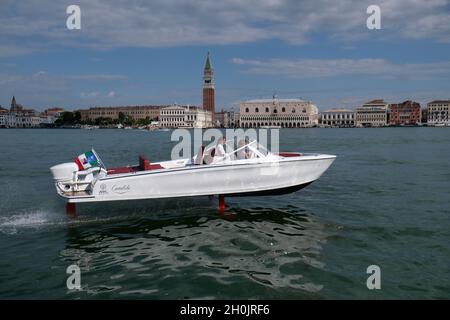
top-left (388, 100), bottom-right (421, 125)
top-left (4, 96), bottom-right (43, 127)
top-left (160, 105), bottom-right (212, 128)
top-left (203, 51), bottom-right (215, 123)
top-left (321, 108), bottom-right (355, 127)
top-left (0, 108), bottom-right (7, 127)
top-left (215, 110), bottom-right (240, 128)
top-left (421, 109), bottom-right (428, 124)
top-left (40, 108), bottom-right (65, 127)
top-left (9, 96), bottom-right (36, 116)
top-left (239, 97), bottom-right (319, 128)
top-left (78, 105), bottom-right (164, 122)
top-left (233, 112), bottom-right (240, 128)
top-left (0, 106), bottom-right (7, 127)
top-left (10, 96), bottom-right (23, 113)
top-left (6, 114), bottom-right (42, 128)
top-left (43, 107), bottom-right (65, 117)
top-left (427, 100), bottom-right (450, 126)
top-left (356, 99), bottom-right (388, 127)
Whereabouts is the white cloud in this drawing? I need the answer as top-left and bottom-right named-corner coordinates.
top-left (0, 71), bottom-right (126, 108)
top-left (232, 57), bottom-right (450, 79)
top-left (80, 91), bottom-right (99, 99)
top-left (66, 74), bottom-right (127, 81)
top-left (0, 0), bottom-right (449, 55)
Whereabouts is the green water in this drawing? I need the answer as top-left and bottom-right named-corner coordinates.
top-left (0, 128), bottom-right (449, 299)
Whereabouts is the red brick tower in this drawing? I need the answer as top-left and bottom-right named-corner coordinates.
top-left (203, 51), bottom-right (215, 123)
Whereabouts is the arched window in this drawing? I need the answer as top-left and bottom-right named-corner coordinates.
top-left (265, 107), bottom-right (269, 112)
top-left (274, 109), bottom-right (278, 114)
top-left (282, 107), bottom-right (286, 112)
top-left (292, 109), bottom-right (295, 113)
top-left (245, 108), bottom-right (249, 113)
top-left (255, 108), bottom-right (259, 113)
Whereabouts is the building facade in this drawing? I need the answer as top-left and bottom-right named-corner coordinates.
top-left (160, 105), bottom-right (212, 128)
top-left (203, 52), bottom-right (215, 123)
top-left (78, 105), bottom-right (164, 122)
top-left (421, 108), bottom-right (428, 124)
top-left (427, 100), bottom-right (450, 126)
top-left (356, 100), bottom-right (388, 127)
top-left (388, 100), bottom-right (421, 125)
top-left (239, 97), bottom-right (319, 128)
top-left (321, 108), bottom-right (355, 127)
top-left (0, 114), bottom-right (6, 128)
top-left (215, 110), bottom-right (240, 128)
top-left (0, 107), bottom-right (7, 127)
top-left (3, 96), bottom-right (45, 127)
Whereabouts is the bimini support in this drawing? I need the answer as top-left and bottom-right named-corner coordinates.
top-left (66, 202), bottom-right (77, 218)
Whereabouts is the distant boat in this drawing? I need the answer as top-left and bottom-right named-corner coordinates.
top-left (124, 126), bottom-right (133, 130)
top-left (82, 125), bottom-right (99, 130)
top-left (158, 128), bottom-right (171, 132)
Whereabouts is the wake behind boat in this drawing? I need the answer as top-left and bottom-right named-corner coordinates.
top-left (50, 141), bottom-right (335, 215)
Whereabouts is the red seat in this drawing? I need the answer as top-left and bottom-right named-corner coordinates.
top-left (107, 166), bottom-right (138, 174)
top-left (107, 156), bottom-right (163, 175)
top-left (139, 155), bottom-right (151, 170)
top-left (277, 152), bottom-right (303, 157)
top-left (139, 155), bottom-right (163, 170)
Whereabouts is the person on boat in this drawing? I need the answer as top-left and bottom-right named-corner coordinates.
top-left (214, 137), bottom-right (226, 159)
top-left (236, 139), bottom-right (248, 160)
top-left (194, 145), bottom-right (207, 165)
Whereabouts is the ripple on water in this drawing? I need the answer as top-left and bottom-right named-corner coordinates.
top-left (54, 205), bottom-right (330, 298)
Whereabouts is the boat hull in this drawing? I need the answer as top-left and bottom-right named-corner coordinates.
top-left (62, 155), bottom-right (335, 203)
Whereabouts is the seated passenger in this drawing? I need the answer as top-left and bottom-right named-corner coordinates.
top-left (203, 147), bottom-right (215, 165)
top-left (194, 146), bottom-right (206, 165)
top-left (236, 139), bottom-right (248, 160)
top-left (214, 137), bottom-right (226, 159)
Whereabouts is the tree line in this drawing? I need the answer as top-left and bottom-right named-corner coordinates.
top-left (55, 111), bottom-right (156, 127)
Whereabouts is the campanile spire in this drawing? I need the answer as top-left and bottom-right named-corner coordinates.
top-left (203, 51), bottom-right (215, 123)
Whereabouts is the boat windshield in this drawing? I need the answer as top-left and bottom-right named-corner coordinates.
top-left (192, 140), bottom-right (275, 165)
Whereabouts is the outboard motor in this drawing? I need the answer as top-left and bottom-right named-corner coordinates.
top-left (50, 162), bottom-right (100, 193)
top-left (50, 163), bottom-right (79, 188)
top-left (50, 149), bottom-right (106, 195)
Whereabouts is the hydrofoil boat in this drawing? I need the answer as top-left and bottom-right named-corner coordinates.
top-left (50, 141), bottom-right (336, 216)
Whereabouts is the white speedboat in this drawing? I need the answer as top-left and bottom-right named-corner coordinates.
top-left (50, 141), bottom-right (335, 215)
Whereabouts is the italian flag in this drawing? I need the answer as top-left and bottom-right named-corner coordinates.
top-left (75, 150), bottom-right (99, 170)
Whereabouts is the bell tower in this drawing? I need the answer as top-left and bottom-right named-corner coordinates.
top-left (203, 51), bottom-right (215, 123)
top-left (10, 96), bottom-right (16, 111)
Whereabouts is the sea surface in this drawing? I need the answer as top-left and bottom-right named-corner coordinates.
top-left (0, 128), bottom-right (449, 299)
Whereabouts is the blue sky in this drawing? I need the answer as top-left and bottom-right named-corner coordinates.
top-left (1, 0), bottom-right (450, 111)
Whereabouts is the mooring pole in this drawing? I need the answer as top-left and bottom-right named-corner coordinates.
top-left (66, 202), bottom-right (77, 218)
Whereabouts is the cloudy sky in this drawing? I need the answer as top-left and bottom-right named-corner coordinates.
top-left (1, 0), bottom-right (450, 111)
